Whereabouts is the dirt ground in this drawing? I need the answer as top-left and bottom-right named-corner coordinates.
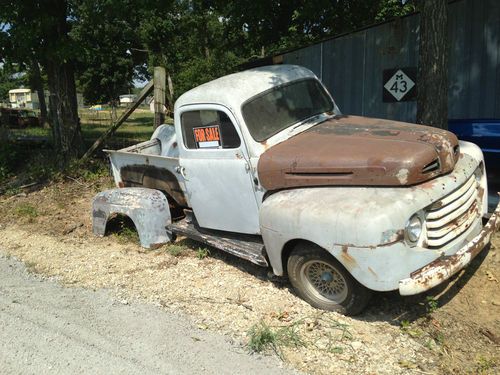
top-left (0, 176), bottom-right (498, 374)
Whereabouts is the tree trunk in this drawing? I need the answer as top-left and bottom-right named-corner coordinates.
top-left (416, 0), bottom-right (448, 129)
top-left (0, 110), bottom-right (9, 142)
top-left (30, 60), bottom-right (48, 127)
top-left (46, 60), bottom-right (83, 161)
top-left (42, 0), bottom-right (83, 161)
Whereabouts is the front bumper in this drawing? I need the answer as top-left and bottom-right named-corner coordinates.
top-left (399, 197), bottom-right (500, 296)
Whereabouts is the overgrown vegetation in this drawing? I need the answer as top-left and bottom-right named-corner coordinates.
top-left (0, 140), bottom-right (109, 195)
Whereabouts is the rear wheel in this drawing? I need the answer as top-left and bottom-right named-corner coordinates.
top-left (287, 243), bottom-right (372, 315)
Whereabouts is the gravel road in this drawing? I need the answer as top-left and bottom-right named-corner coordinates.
top-left (0, 253), bottom-right (296, 375)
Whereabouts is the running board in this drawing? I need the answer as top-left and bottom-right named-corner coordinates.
top-left (167, 219), bottom-right (268, 267)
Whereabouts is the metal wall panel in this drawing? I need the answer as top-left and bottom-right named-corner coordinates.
top-left (282, 0), bottom-right (500, 122)
top-left (282, 44), bottom-right (322, 79)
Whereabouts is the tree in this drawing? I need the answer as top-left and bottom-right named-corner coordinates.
top-left (71, 0), bottom-right (144, 106)
top-left (214, 0), bottom-right (416, 57)
top-left (416, 0), bottom-right (448, 129)
top-left (138, 0), bottom-right (243, 106)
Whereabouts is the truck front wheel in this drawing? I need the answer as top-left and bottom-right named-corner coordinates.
top-left (287, 243), bottom-right (371, 315)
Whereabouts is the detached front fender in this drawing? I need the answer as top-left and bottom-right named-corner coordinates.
top-left (92, 188), bottom-right (172, 249)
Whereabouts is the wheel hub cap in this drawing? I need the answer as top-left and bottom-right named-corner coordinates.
top-left (302, 260), bottom-right (348, 303)
top-left (320, 272), bottom-right (333, 282)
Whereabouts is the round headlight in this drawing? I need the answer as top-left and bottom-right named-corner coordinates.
top-left (406, 215), bottom-right (422, 243)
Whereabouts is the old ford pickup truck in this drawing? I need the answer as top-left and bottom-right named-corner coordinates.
top-left (93, 65), bottom-right (500, 315)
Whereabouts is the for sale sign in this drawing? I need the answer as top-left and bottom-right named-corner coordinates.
top-left (193, 125), bottom-right (221, 148)
top-left (383, 67), bottom-right (417, 102)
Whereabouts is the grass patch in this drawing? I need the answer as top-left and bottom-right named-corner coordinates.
top-left (167, 244), bottom-right (185, 257)
top-left (115, 227), bottom-right (139, 244)
top-left (107, 215), bottom-right (139, 244)
top-left (15, 203), bottom-right (39, 219)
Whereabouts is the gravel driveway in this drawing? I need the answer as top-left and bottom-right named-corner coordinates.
top-left (0, 253), bottom-right (296, 375)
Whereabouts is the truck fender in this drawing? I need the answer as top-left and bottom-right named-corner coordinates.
top-left (92, 188), bottom-right (172, 249)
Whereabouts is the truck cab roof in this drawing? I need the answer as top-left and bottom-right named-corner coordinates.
top-left (174, 65), bottom-right (316, 112)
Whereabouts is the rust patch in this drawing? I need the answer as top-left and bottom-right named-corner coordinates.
top-left (258, 115), bottom-right (458, 190)
top-left (340, 245), bottom-right (358, 269)
top-left (478, 186), bottom-right (485, 202)
top-left (380, 229), bottom-right (405, 245)
top-left (409, 203), bottom-right (500, 286)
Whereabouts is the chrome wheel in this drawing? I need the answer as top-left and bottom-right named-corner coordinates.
top-left (300, 260), bottom-right (348, 303)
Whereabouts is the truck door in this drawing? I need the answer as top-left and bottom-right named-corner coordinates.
top-left (177, 105), bottom-right (260, 234)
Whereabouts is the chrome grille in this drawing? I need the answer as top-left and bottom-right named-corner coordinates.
top-left (425, 175), bottom-right (480, 248)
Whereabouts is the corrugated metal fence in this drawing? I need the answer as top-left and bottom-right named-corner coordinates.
top-left (282, 0), bottom-right (500, 122)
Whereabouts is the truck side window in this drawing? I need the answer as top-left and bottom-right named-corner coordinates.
top-left (181, 110), bottom-right (241, 149)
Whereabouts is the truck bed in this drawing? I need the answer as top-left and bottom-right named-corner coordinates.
top-left (105, 125), bottom-right (188, 207)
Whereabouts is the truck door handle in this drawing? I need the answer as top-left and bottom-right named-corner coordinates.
top-left (176, 166), bottom-right (188, 180)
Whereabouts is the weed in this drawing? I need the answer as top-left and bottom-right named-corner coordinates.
top-left (425, 296), bottom-right (439, 315)
top-left (113, 224), bottom-right (139, 244)
top-left (476, 355), bottom-right (496, 373)
top-left (108, 215), bottom-right (139, 244)
top-left (424, 339), bottom-right (434, 350)
top-left (248, 321), bottom-right (278, 353)
top-left (433, 331), bottom-right (445, 346)
top-left (167, 245), bottom-right (185, 257)
top-left (4, 186), bottom-right (21, 196)
top-left (399, 320), bottom-right (423, 338)
top-left (400, 320), bottom-right (411, 330)
top-left (329, 346), bottom-right (344, 354)
top-left (398, 360), bottom-right (418, 369)
top-left (196, 248), bottom-right (210, 259)
top-left (65, 159), bottom-right (108, 183)
top-left (0, 141), bottom-right (19, 183)
top-left (15, 203), bottom-right (39, 219)
top-left (247, 320), bottom-right (305, 357)
top-left (118, 227), bottom-right (139, 242)
top-left (24, 260), bottom-right (38, 272)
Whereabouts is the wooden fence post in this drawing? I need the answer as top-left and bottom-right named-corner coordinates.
top-left (154, 66), bottom-right (166, 129)
top-left (80, 80), bottom-right (154, 160)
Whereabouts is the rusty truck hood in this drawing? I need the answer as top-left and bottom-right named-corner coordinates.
top-left (257, 115), bottom-right (459, 190)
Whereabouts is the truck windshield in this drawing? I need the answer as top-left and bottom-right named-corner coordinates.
top-left (241, 79), bottom-right (334, 142)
